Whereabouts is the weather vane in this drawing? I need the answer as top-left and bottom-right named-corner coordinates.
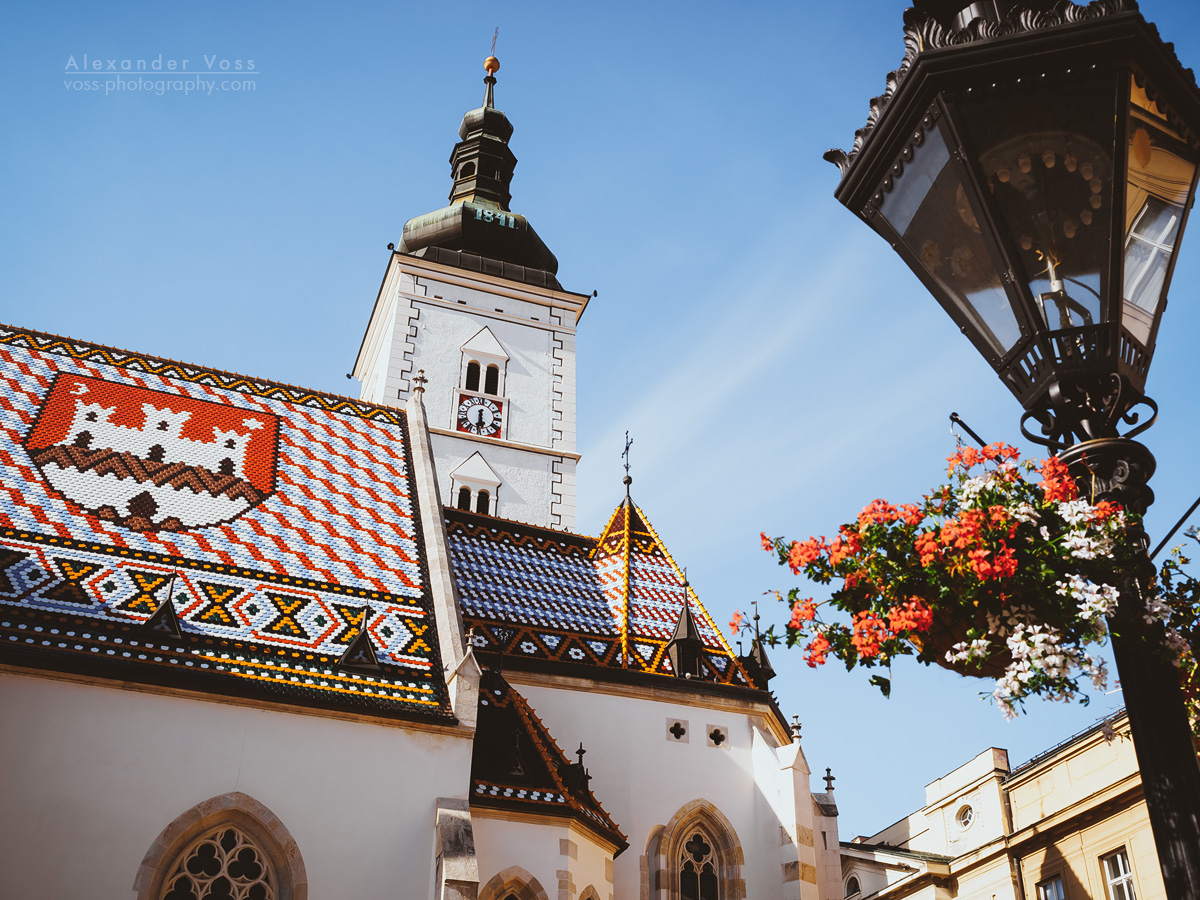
top-left (622, 431), bottom-right (633, 476)
top-left (490, 27), bottom-right (499, 57)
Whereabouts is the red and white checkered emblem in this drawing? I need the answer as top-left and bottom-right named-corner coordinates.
top-left (25, 374), bottom-right (278, 532)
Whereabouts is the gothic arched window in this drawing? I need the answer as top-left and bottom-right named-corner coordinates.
top-left (475, 489), bottom-right (490, 515)
top-left (484, 364), bottom-right (500, 396)
top-left (134, 792), bottom-right (305, 900)
top-left (680, 831), bottom-right (720, 900)
top-left (457, 486), bottom-right (472, 511)
top-left (160, 826), bottom-right (275, 900)
top-left (465, 361), bottom-right (481, 392)
top-left (648, 800), bottom-right (743, 900)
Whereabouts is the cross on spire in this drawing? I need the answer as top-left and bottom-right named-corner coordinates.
top-left (824, 767), bottom-right (836, 792)
top-left (412, 369), bottom-right (428, 394)
top-left (622, 431), bottom-right (633, 495)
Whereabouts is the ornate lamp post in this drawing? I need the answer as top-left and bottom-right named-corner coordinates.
top-left (825, 1), bottom-right (1200, 894)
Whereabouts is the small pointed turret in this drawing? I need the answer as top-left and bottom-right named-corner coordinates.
top-left (398, 55), bottom-right (561, 288)
top-left (666, 584), bottom-right (707, 680)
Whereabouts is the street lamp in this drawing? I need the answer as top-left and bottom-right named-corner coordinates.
top-left (825, 1), bottom-right (1200, 895)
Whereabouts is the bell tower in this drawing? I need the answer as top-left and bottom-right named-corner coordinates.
top-left (353, 55), bottom-right (590, 530)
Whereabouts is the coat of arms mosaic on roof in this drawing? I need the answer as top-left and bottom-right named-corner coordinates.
top-left (0, 326), bottom-right (450, 719)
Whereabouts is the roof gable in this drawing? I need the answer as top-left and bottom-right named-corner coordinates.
top-left (460, 326), bottom-right (508, 361)
top-left (472, 668), bottom-right (627, 853)
top-left (446, 503), bottom-right (751, 686)
top-left (0, 325), bottom-right (452, 721)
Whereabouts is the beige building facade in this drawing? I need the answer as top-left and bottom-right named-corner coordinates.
top-left (842, 712), bottom-right (1165, 900)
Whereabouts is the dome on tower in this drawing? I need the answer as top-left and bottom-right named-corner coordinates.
top-left (398, 57), bottom-right (561, 289)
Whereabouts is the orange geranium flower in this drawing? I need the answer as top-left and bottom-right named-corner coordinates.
top-left (760, 532), bottom-right (773, 552)
top-left (788, 537), bottom-right (826, 574)
top-left (850, 611), bottom-right (891, 658)
top-left (887, 598), bottom-right (934, 634)
top-left (788, 598), bottom-right (817, 629)
top-left (804, 633), bottom-right (831, 668)
top-left (728, 611), bottom-right (746, 635)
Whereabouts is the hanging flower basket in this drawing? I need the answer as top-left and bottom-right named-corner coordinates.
top-left (745, 442), bottom-right (1187, 718)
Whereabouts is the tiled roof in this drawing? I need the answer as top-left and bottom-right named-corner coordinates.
top-left (447, 502), bottom-right (750, 685)
top-left (0, 325), bottom-right (452, 721)
top-left (471, 667), bottom-right (627, 853)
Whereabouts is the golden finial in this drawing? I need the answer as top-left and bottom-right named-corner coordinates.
top-left (485, 27), bottom-right (500, 75)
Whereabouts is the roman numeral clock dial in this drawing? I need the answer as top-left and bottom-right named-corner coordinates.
top-left (456, 394), bottom-right (502, 438)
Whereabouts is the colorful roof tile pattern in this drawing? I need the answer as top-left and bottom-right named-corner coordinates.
top-left (447, 503), bottom-right (749, 685)
top-left (0, 325), bottom-right (451, 720)
top-left (471, 667), bottom-right (627, 853)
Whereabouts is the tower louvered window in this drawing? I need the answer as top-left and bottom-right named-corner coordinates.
top-left (484, 364), bottom-right (499, 395)
top-left (465, 361), bottom-right (481, 392)
top-left (457, 486), bottom-right (472, 511)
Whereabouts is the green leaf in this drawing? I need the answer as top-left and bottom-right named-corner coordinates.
top-left (869, 674), bottom-right (891, 697)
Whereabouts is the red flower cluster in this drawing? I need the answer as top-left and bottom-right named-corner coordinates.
top-left (1039, 456), bottom-right (1079, 503)
top-left (967, 541), bottom-right (1018, 581)
top-left (887, 598), bottom-right (934, 634)
top-left (946, 442), bottom-right (1020, 475)
top-left (828, 528), bottom-right (861, 565)
top-left (1092, 500), bottom-right (1122, 522)
top-left (915, 531), bottom-right (941, 567)
top-left (728, 611), bottom-right (746, 635)
top-left (804, 633), bottom-right (831, 668)
top-left (788, 537), bottom-right (826, 574)
top-left (858, 499), bottom-right (899, 528)
top-left (850, 611), bottom-right (891, 658)
top-left (788, 598), bottom-right (817, 629)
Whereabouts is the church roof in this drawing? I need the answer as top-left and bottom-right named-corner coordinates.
top-left (446, 503), bottom-right (751, 686)
top-left (471, 667), bottom-right (628, 853)
top-left (0, 324), bottom-right (453, 722)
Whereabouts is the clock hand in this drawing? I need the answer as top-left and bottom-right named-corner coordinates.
top-left (476, 408), bottom-right (485, 428)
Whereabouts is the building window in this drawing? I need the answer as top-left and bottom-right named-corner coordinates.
top-left (159, 825), bottom-right (276, 900)
top-left (484, 364), bottom-right (500, 396)
top-left (956, 804), bottom-right (975, 830)
top-left (465, 361), bottom-right (481, 392)
top-left (680, 831), bottom-right (719, 900)
top-left (1102, 849), bottom-right (1137, 900)
top-left (475, 489), bottom-right (490, 515)
top-left (845, 875), bottom-right (862, 897)
top-left (1037, 875), bottom-right (1066, 900)
top-left (457, 486), bottom-right (472, 511)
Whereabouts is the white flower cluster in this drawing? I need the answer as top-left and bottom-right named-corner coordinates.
top-left (989, 622), bottom-right (1109, 719)
top-left (1057, 574), bottom-right (1119, 628)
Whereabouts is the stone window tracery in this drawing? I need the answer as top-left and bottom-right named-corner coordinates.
top-left (159, 826), bottom-right (275, 900)
top-left (680, 831), bottom-right (720, 900)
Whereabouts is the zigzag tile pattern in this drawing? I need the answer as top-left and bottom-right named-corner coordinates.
top-left (0, 325), bottom-right (449, 718)
top-left (447, 506), bottom-right (749, 686)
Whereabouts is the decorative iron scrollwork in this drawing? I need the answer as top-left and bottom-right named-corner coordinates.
top-left (1019, 373), bottom-right (1157, 453)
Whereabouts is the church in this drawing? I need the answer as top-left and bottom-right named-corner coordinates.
top-left (0, 55), bottom-right (843, 900)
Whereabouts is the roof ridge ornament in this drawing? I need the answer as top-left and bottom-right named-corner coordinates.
top-left (621, 431), bottom-right (633, 498)
top-left (484, 29), bottom-right (500, 109)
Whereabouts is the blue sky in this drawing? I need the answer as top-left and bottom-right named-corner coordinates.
top-left (3, 0), bottom-right (1200, 837)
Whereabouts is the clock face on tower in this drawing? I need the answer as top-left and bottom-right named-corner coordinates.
top-left (456, 394), bottom-right (503, 438)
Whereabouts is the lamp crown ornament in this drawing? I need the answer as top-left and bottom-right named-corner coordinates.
top-left (825, 0), bottom-right (1200, 451)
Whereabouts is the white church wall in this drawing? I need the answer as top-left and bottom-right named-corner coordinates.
top-left (514, 678), bottom-right (798, 900)
top-left (432, 434), bottom-right (560, 527)
top-left (0, 673), bottom-right (474, 900)
top-left (473, 814), bottom-right (614, 900)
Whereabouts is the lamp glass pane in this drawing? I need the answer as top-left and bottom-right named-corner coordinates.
top-left (879, 124), bottom-right (1021, 355)
top-left (958, 74), bottom-right (1118, 333)
top-left (1122, 76), bottom-right (1198, 346)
